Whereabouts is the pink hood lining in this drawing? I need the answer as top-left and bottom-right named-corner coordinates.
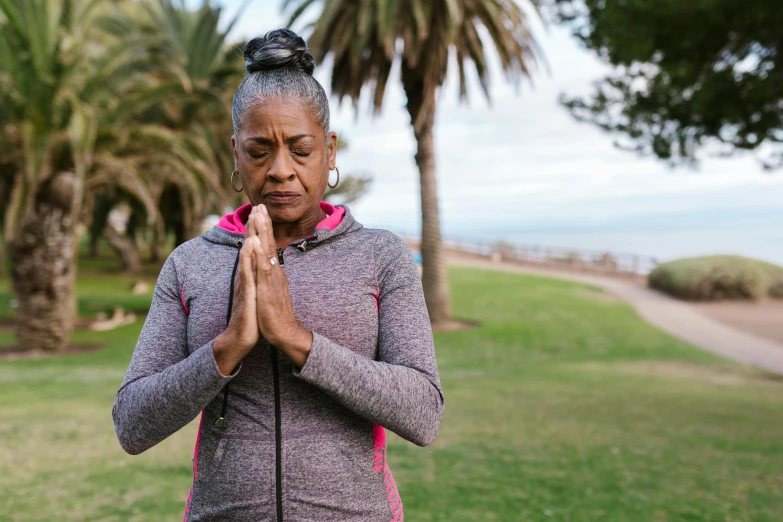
top-left (217, 201), bottom-right (345, 237)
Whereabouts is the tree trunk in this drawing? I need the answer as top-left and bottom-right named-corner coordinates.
top-left (10, 172), bottom-right (78, 352)
top-left (103, 223), bottom-right (141, 273)
top-left (402, 65), bottom-right (452, 326)
top-left (89, 235), bottom-right (101, 258)
top-left (150, 221), bottom-right (164, 263)
top-left (149, 205), bottom-right (169, 264)
top-left (0, 236), bottom-right (7, 279)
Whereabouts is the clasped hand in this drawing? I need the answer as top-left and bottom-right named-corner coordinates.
top-left (213, 204), bottom-right (313, 375)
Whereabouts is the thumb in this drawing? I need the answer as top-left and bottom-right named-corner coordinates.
top-left (240, 239), bottom-right (258, 299)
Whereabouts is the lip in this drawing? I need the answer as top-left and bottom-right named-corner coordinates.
top-left (265, 192), bottom-right (301, 204)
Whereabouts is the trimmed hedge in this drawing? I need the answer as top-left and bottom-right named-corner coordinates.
top-left (648, 255), bottom-right (783, 301)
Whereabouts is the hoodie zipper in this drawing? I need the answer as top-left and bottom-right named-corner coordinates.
top-left (270, 341), bottom-right (283, 522)
top-left (219, 239), bottom-right (292, 520)
top-left (273, 245), bottom-right (285, 521)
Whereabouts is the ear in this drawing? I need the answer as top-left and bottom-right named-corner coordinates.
top-left (326, 131), bottom-right (338, 170)
top-left (231, 135), bottom-right (239, 170)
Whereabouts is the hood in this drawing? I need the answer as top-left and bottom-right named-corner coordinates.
top-left (201, 200), bottom-right (363, 250)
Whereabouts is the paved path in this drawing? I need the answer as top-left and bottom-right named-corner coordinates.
top-left (448, 256), bottom-right (783, 375)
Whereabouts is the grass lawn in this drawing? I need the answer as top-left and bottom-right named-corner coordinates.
top-left (0, 261), bottom-right (781, 521)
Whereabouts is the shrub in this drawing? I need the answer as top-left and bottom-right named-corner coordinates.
top-left (648, 255), bottom-right (783, 301)
top-left (770, 274), bottom-right (783, 298)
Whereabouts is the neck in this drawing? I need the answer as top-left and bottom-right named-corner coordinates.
top-left (271, 206), bottom-right (328, 250)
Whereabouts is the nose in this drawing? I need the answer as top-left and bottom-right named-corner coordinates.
top-left (267, 149), bottom-right (296, 183)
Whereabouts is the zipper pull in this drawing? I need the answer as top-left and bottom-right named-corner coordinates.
top-left (296, 234), bottom-right (318, 252)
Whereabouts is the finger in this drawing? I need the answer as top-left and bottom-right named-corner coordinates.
top-left (253, 211), bottom-right (277, 262)
top-left (252, 233), bottom-right (273, 278)
top-left (246, 205), bottom-right (259, 238)
top-left (240, 248), bottom-right (258, 318)
top-left (239, 239), bottom-right (255, 292)
top-left (259, 206), bottom-right (278, 260)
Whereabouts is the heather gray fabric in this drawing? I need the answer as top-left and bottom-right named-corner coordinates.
top-left (111, 203), bottom-right (445, 521)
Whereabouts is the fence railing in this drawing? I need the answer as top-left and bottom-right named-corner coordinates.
top-left (398, 233), bottom-right (658, 278)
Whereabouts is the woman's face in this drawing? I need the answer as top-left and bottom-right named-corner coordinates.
top-left (232, 98), bottom-right (337, 224)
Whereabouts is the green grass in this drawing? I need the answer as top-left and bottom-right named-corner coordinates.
top-left (1, 263), bottom-right (782, 521)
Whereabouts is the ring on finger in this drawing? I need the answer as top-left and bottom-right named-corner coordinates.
top-left (269, 256), bottom-right (278, 266)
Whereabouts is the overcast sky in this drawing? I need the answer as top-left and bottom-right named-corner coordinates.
top-left (218, 0), bottom-right (783, 261)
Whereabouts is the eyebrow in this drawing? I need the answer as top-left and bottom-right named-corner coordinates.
top-left (245, 134), bottom-right (315, 145)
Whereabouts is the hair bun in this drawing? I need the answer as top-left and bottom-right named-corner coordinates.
top-left (244, 28), bottom-right (315, 76)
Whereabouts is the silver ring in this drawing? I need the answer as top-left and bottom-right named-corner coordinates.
top-left (269, 257), bottom-right (277, 265)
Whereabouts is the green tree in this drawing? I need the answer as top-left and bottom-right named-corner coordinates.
top-left (539, 0), bottom-right (783, 168)
top-left (0, 0), bottom-right (151, 351)
top-left (96, 0), bottom-right (246, 261)
top-left (0, 0), bottom-right (243, 349)
top-left (286, 0), bottom-right (542, 326)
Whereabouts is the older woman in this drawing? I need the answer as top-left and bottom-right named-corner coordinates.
top-left (111, 28), bottom-right (444, 522)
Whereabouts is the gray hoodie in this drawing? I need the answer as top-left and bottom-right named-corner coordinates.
top-left (111, 201), bottom-right (445, 521)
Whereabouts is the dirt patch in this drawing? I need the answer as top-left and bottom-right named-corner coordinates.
top-left (0, 343), bottom-right (103, 361)
top-left (0, 317), bottom-right (97, 331)
top-left (690, 300), bottom-right (783, 346)
top-left (0, 311), bottom-right (147, 332)
top-left (432, 319), bottom-right (481, 332)
top-left (577, 360), bottom-right (783, 386)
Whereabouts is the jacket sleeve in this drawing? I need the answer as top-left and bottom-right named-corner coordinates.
top-left (291, 231), bottom-right (445, 447)
top-left (111, 251), bottom-right (241, 455)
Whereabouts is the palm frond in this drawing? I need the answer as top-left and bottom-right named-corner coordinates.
top-left (286, 0), bottom-right (544, 116)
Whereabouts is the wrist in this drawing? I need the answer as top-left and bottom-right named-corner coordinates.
top-left (213, 333), bottom-right (243, 377)
top-left (277, 325), bottom-right (313, 370)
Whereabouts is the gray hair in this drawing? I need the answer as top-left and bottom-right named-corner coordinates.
top-left (232, 29), bottom-right (330, 139)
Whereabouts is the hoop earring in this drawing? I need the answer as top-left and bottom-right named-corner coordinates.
top-left (328, 167), bottom-right (340, 189)
top-left (231, 170), bottom-right (243, 192)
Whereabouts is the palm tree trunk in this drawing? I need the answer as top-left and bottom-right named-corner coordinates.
top-left (0, 236), bottom-right (7, 279)
top-left (103, 223), bottom-right (141, 273)
top-left (150, 220), bottom-right (165, 263)
top-left (89, 234), bottom-right (101, 258)
top-left (10, 172), bottom-right (78, 352)
top-left (402, 66), bottom-right (452, 326)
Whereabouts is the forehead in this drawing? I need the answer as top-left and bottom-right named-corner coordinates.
top-left (239, 98), bottom-right (323, 139)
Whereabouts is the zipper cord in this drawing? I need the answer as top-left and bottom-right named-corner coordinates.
top-left (214, 243), bottom-right (242, 427)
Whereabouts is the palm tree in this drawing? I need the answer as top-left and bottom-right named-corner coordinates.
top-left (87, 0), bottom-right (246, 265)
top-left (286, 0), bottom-right (542, 326)
top-left (0, 0), bottom-right (154, 351)
top-left (0, 0), bottom-right (248, 349)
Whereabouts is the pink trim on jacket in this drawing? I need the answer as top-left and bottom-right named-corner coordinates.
top-left (181, 287), bottom-right (190, 315)
top-left (183, 410), bottom-right (206, 520)
top-left (373, 424), bottom-right (404, 520)
top-left (193, 411), bottom-right (205, 480)
top-left (216, 201), bottom-right (345, 235)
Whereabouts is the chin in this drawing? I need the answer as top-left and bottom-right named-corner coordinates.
top-left (266, 205), bottom-right (300, 222)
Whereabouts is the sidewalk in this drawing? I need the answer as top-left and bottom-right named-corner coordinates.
top-left (448, 256), bottom-right (783, 375)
